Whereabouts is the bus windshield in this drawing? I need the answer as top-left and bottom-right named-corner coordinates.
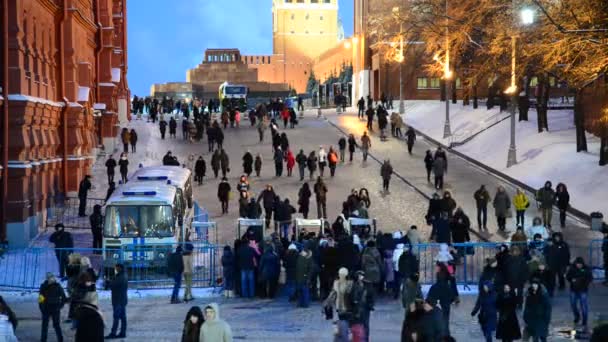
top-left (225, 86), bottom-right (247, 95)
top-left (104, 205), bottom-right (175, 238)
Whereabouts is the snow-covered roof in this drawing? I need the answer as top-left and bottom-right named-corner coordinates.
top-left (7, 94), bottom-right (64, 107)
top-left (106, 182), bottom-right (177, 206)
top-left (131, 165), bottom-right (192, 188)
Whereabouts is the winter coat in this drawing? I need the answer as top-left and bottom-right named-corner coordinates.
top-left (121, 130), bottom-right (130, 144)
top-left (505, 254), bottom-right (529, 288)
top-left (450, 211), bottom-right (471, 243)
top-left (392, 244), bottom-right (405, 271)
top-left (426, 276), bottom-right (457, 310)
top-left (296, 152), bottom-right (307, 168)
top-left (217, 181), bottom-right (231, 202)
top-left (118, 158), bottom-right (129, 174)
top-left (236, 245), bottom-right (256, 271)
top-left (555, 190), bottom-right (570, 210)
top-left (544, 235), bottom-right (570, 270)
top-left (284, 250), bottom-right (299, 281)
top-left (350, 281), bottom-right (374, 324)
top-left (298, 186), bottom-right (311, 212)
top-left (105, 158), bottom-right (117, 175)
top-left (258, 189), bottom-right (277, 209)
top-left (39, 280), bottom-right (67, 312)
top-left (405, 128), bottom-right (416, 144)
top-left (259, 250), bottom-right (280, 281)
top-left (401, 278), bottom-right (422, 309)
top-left (523, 289), bottom-right (551, 338)
top-left (195, 159), bottom-right (206, 176)
top-left (531, 269), bottom-right (555, 295)
top-left (496, 292), bottom-right (522, 340)
top-left (424, 154), bottom-right (434, 170)
top-left (199, 303), bottom-right (233, 342)
top-left (182, 306), bottom-right (204, 342)
top-left (426, 198), bottom-right (442, 222)
top-left (474, 188), bottom-right (490, 208)
top-left (338, 137), bottom-right (346, 150)
top-left (536, 187), bottom-right (555, 209)
top-left (254, 156), bottom-right (262, 172)
top-left (168, 250), bottom-right (184, 275)
top-left (108, 271), bottom-right (128, 307)
top-left (49, 230), bottom-right (74, 249)
top-left (398, 251), bottom-right (419, 278)
top-left (242, 153), bottom-right (253, 174)
top-left (526, 225), bottom-right (549, 241)
top-left (286, 150), bottom-right (296, 169)
top-left (221, 249), bottom-right (235, 282)
top-left (566, 263), bottom-right (593, 293)
top-left (220, 152), bottom-right (229, 172)
top-left (380, 162), bottom-right (393, 180)
top-left (336, 240), bottom-right (360, 273)
top-left (513, 192), bottom-right (530, 211)
top-left (295, 252), bottom-right (313, 284)
top-left (472, 288), bottom-right (498, 333)
top-left (493, 191), bottom-right (511, 217)
top-left (361, 247), bottom-right (383, 284)
top-left (431, 217), bottom-right (451, 243)
top-left (348, 136), bottom-right (357, 152)
top-left (129, 131), bottom-right (138, 145)
top-left (183, 252), bottom-right (194, 274)
top-left (432, 158), bottom-right (446, 177)
top-left (307, 154), bottom-right (317, 171)
top-left (74, 303), bottom-right (104, 342)
top-left (314, 181), bottom-right (328, 201)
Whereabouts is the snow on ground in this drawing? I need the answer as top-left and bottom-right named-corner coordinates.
top-left (402, 100), bottom-right (607, 216)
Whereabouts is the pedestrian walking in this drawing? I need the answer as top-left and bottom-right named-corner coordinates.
top-left (318, 146), bottom-right (327, 177)
top-left (307, 151), bottom-right (317, 180)
top-left (566, 257), bottom-right (592, 329)
top-left (217, 177), bottom-right (231, 214)
top-left (351, 270), bottom-right (375, 341)
top-left (194, 156), bottom-right (206, 185)
top-left (357, 97), bottom-right (365, 119)
top-left (298, 182), bottom-right (312, 219)
top-left (258, 185), bottom-right (277, 229)
top-left (181, 242), bottom-right (195, 302)
top-left (523, 280), bottom-right (551, 342)
top-left (118, 153), bottom-right (129, 184)
top-left (366, 107), bottom-right (374, 131)
top-left (77, 175), bottom-right (92, 217)
top-left (211, 150), bottom-right (220, 178)
top-left (199, 303), bottom-right (233, 342)
top-left (433, 156), bottom-right (446, 190)
top-left (242, 150), bottom-right (254, 177)
top-left (424, 150), bottom-right (434, 182)
top-left (159, 118), bottom-right (167, 139)
top-left (105, 263), bottom-right (128, 339)
top-left (471, 282), bottom-right (498, 342)
top-left (181, 306), bottom-right (204, 342)
top-left (360, 132), bottom-right (371, 162)
top-left (338, 137), bottom-right (346, 162)
top-left (120, 128), bottom-right (130, 154)
top-left (49, 223), bottom-right (73, 279)
top-left (296, 149), bottom-right (307, 181)
top-left (348, 134), bottom-right (357, 162)
top-left (220, 149), bottom-right (230, 178)
top-left (405, 127), bottom-right (416, 154)
top-left (39, 273), bottom-right (66, 342)
top-left (129, 128), bottom-right (137, 153)
top-left (427, 264), bottom-right (458, 335)
top-left (555, 183), bottom-right (570, 228)
top-left (74, 300), bottom-right (104, 342)
top-left (105, 155), bottom-right (116, 185)
top-left (314, 177), bottom-right (328, 219)
top-left (513, 188), bottom-right (530, 227)
top-left (545, 232), bottom-right (570, 290)
top-left (536, 181), bottom-right (555, 228)
top-left (89, 205), bottom-right (103, 251)
top-left (169, 117), bottom-right (177, 138)
top-left (296, 249), bottom-right (313, 308)
top-left (286, 149), bottom-right (296, 177)
top-left (254, 154), bottom-right (262, 177)
top-left (273, 147), bottom-right (284, 177)
top-left (493, 186), bottom-right (511, 232)
top-left (257, 118), bottom-right (267, 142)
top-left (328, 147), bottom-right (338, 177)
top-left (474, 185), bottom-right (491, 231)
top-left (380, 160), bottom-right (393, 192)
top-left (168, 245), bottom-right (185, 304)
top-left (496, 284), bottom-right (522, 342)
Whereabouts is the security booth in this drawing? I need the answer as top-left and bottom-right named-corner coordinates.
top-left (237, 218), bottom-right (265, 243)
top-left (190, 221), bottom-right (217, 245)
top-left (294, 218), bottom-right (325, 238)
top-left (346, 217), bottom-right (377, 239)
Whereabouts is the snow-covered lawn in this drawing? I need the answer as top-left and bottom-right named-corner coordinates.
top-left (402, 100), bottom-right (607, 216)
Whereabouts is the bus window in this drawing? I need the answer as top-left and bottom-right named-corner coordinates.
top-left (104, 205), bottom-right (174, 238)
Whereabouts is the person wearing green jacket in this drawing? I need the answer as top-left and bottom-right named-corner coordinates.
top-left (295, 249), bottom-right (313, 308)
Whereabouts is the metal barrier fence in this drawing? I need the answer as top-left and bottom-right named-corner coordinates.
top-left (46, 196), bottom-right (106, 229)
top-left (0, 241), bottom-right (603, 291)
top-left (0, 243), bottom-right (221, 291)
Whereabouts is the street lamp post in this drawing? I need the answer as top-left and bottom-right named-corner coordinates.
top-left (442, 0), bottom-right (452, 138)
top-left (393, 7), bottom-right (406, 114)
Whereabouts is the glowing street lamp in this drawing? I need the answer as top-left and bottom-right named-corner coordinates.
top-left (393, 7), bottom-right (405, 114)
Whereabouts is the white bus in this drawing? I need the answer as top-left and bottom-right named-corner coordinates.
top-left (219, 81), bottom-right (248, 111)
top-left (131, 165), bottom-right (193, 211)
top-left (103, 182), bottom-right (185, 269)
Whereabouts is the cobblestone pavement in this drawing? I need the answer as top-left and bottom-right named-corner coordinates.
top-left (8, 284), bottom-right (608, 341)
top-left (321, 109), bottom-right (602, 253)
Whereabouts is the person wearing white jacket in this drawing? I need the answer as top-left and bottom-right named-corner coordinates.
top-left (525, 217), bottom-right (549, 241)
top-left (318, 146), bottom-right (327, 177)
top-left (0, 314), bottom-right (17, 342)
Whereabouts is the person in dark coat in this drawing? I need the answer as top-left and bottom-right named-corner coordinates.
top-left (350, 270), bottom-right (375, 340)
top-left (536, 181), bottom-right (555, 228)
top-left (338, 137), bottom-right (346, 162)
top-left (380, 160), bottom-right (393, 192)
top-left (129, 129), bottom-right (137, 153)
top-left (347, 134), bottom-right (357, 162)
top-left (39, 273), bottom-right (65, 342)
top-left (242, 151), bottom-right (254, 177)
top-left (221, 246), bottom-right (236, 298)
top-left (426, 192), bottom-right (442, 225)
top-left (336, 237), bottom-right (360, 273)
top-left (75, 302), bottom-right (104, 342)
top-left (217, 177), bottom-right (231, 214)
top-left (283, 245), bottom-right (299, 301)
top-left (89, 204), bottom-right (103, 251)
top-left (531, 263), bottom-right (555, 298)
top-left (441, 191), bottom-right (457, 218)
top-left (523, 280), bottom-right (551, 342)
top-left (210, 150), bottom-right (221, 178)
top-left (106, 263), bottom-right (128, 339)
top-left (405, 127), bottom-right (416, 154)
top-left (274, 198), bottom-right (296, 240)
top-left (424, 150), bottom-right (434, 183)
top-left (295, 149), bottom-right (307, 181)
top-left (259, 247), bottom-right (281, 298)
top-left (254, 154), bottom-right (262, 177)
top-left (298, 182), bottom-right (312, 219)
top-left (307, 151), bottom-right (317, 180)
top-left (237, 239), bottom-right (256, 298)
top-left (319, 239), bottom-right (339, 300)
top-left (434, 147), bottom-right (448, 171)
top-left (194, 156), bottom-right (206, 185)
top-left (427, 266), bottom-right (458, 336)
top-left (431, 212), bottom-right (451, 243)
top-left (496, 284), bottom-right (522, 342)
top-left (566, 257), bottom-right (593, 328)
top-left (450, 208), bottom-right (470, 259)
top-left (159, 118), bottom-right (168, 139)
top-left (181, 306), bottom-right (204, 342)
top-left (258, 185), bottom-right (277, 229)
top-left (493, 186), bottom-right (511, 232)
top-left (273, 147), bottom-right (284, 177)
top-left (555, 183), bottom-right (570, 228)
top-left (77, 175), bottom-right (92, 217)
top-left (245, 198), bottom-right (262, 219)
top-left (105, 180), bottom-right (115, 204)
top-left (118, 153), bottom-right (129, 183)
top-left (105, 155), bottom-right (117, 185)
top-left (504, 247), bottom-right (528, 302)
top-left (544, 232), bottom-right (570, 290)
top-left (49, 223), bottom-right (73, 279)
top-left (219, 149), bottom-right (229, 177)
top-left (471, 282), bottom-right (498, 342)
top-left (474, 185), bottom-right (491, 231)
top-left (169, 117), bottom-right (177, 138)
top-left (168, 246), bottom-right (185, 304)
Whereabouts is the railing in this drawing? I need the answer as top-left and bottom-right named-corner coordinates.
top-left (46, 196), bottom-right (106, 229)
top-left (0, 241), bottom-right (603, 291)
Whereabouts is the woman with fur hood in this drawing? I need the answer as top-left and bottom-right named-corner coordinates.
top-left (182, 306), bottom-right (204, 342)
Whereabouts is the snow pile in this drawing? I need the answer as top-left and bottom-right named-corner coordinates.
top-left (402, 100), bottom-right (607, 216)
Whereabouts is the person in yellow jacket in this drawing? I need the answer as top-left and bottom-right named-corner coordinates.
top-left (513, 189), bottom-right (530, 227)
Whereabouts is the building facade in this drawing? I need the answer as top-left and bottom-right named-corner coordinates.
top-left (0, 0), bottom-right (130, 246)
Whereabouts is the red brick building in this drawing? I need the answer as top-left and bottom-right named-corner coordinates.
top-left (0, 0), bottom-right (130, 247)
